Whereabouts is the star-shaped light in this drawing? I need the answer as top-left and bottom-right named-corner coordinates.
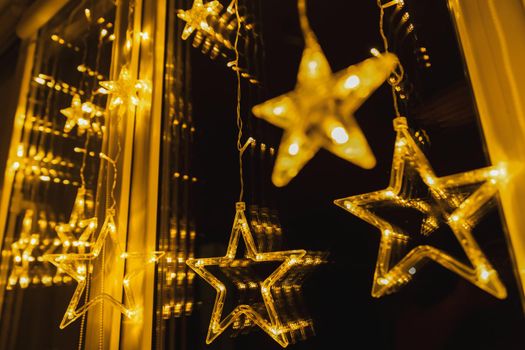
top-left (177, 0), bottom-right (223, 40)
top-left (42, 209), bottom-right (164, 328)
top-left (99, 67), bottom-right (149, 110)
top-left (252, 39), bottom-right (398, 187)
top-left (60, 94), bottom-right (94, 133)
top-left (55, 187), bottom-right (95, 249)
top-left (186, 202), bottom-right (307, 347)
top-left (334, 116), bottom-right (509, 299)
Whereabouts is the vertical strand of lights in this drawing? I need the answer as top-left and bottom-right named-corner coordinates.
top-left (333, 0), bottom-right (510, 299)
top-left (186, 1), bottom-right (325, 347)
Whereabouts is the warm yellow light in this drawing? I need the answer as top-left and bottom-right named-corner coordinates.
top-left (252, 49), bottom-right (396, 186)
top-left (19, 276), bottom-right (29, 288)
top-left (177, 0), bottom-right (223, 40)
top-left (335, 116), bottom-right (509, 299)
top-left (34, 77), bottom-right (46, 85)
top-left (99, 67), bottom-right (148, 111)
top-left (40, 175), bottom-right (51, 182)
top-left (331, 127), bottom-right (349, 144)
top-left (288, 143), bottom-right (299, 156)
top-left (186, 202), bottom-right (311, 347)
top-left (273, 106), bottom-right (285, 116)
top-left (42, 213), bottom-right (164, 328)
top-left (343, 74), bottom-right (360, 89)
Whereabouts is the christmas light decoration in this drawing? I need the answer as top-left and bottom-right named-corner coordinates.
top-left (177, 0), bottom-right (223, 41)
top-left (43, 210), bottom-right (164, 328)
top-left (99, 67), bottom-right (149, 110)
top-left (334, 116), bottom-right (509, 299)
top-left (60, 94), bottom-right (98, 134)
top-left (186, 202), bottom-right (307, 347)
top-left (252, 0), bottom-right (398, 187)
top-left (177, 0), bottom-right (258, 83)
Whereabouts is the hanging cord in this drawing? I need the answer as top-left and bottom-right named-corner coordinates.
top-left (233, 0), bottom-right (254, 202)
top-left (377, 0), bottom-right (405, 118)
top-left (297, 0), bottom-right (317, 47)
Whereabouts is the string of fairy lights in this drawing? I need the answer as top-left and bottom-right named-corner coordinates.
top-left (334, 0), bottom-right (510, 299)
top-left (0, 0), bottom-right (518, 349)
top-left (7, 3), bottom-right (113, 292)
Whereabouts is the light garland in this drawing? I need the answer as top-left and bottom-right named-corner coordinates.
top-left (334, 116), bottom-right (509, 298)
top-left (60, 94), bottom-right (103, 134)
top-left (98, 67), bottom-right (149, 110)
top-left (186, 202), bottom-right (307, 347)
top-left (43, 210), bottom-right (164, 328)
top-left (177, 0), bottom-right (223, 42)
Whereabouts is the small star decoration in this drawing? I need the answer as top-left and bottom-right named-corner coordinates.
top-left (99, 67), bottom-right (149, 110)
top-left (177, 0), bottom-right (223, 40)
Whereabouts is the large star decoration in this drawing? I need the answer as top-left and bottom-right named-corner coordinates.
top-left (186, 202), bottom-right (308, 347)
top-left (252, 39), bottom-right (398, 187)
top-left (177, 0), bottom-right (223, 40)
top-left (42, 209), bottom-right (164, 328)
top-left (60, 94), bottom-right (94, 134)
top-left (334, 116), bottom-right (509, 299)
top-left (99, 67), bottom-right (149, 111)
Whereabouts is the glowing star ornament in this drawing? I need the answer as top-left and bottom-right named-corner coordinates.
top-left (99, 67), bottom-right (149, 110)
top-left (186, 202), bottom-right (307, 347)
top-left (251, 0), bottom-right (397, 187)
top-left (60, 94), bottom-right (94, 133)
top-left (42, 209), bottom-right (164, 328)
top-left (252, 50), bottom-right (397, 187)
top-left (334, 116), bottom-right (510, 299)
top-left (177, 0), bottom-right (223, 40)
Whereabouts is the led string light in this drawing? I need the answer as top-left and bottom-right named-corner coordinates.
top-left (6, 1), bottom-right (117, 292)
top-left (334, 117), bottom-right (510, 298)
top-left (177, 0), bottom-right (259, 84)
top-left (40, 3), bottom-right (162, 338)
top-left (333, 0), bottom-right (511, 299)
top-left (6, 21), bottom-right (71, 290)
top-left (186, 202), bottom-right (307, 347)
top-left (43, 211), bottom-right (164, 328)
top-left (186, 2), bottom-right (323, 347)
top-left (33, 74), bottom-right (85, 96)
top-left (251, 0), bottom-right (398, 187)
top-left (384, 1), bottom-right (432, 69)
